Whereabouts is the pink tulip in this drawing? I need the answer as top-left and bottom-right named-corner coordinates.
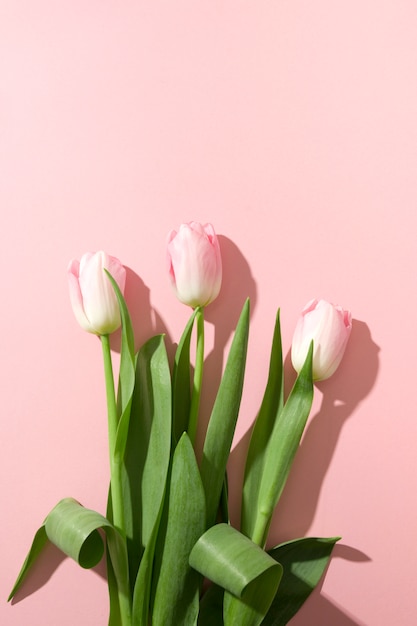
top-left (291, 299), bottom-right (352, 381)
top-left (167, 222), bottom-right (222, 307)
top-left (68, 251), bottom-right (126, 335)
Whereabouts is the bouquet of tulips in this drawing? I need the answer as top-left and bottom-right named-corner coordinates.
top-left (9, 222), bottom-right (352, 626)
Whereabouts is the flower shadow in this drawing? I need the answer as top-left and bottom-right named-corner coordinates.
top-left (194, 235), bottom-right (258, 453)
top-left (110, 266), bottom-right (172, 355)
top-left (267, 319), bottom-right (380, 545)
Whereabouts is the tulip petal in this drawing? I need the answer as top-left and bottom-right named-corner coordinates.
top-left (167, 222), bottom-right (222, 307)
top-left (67, 259), bottom-right (93, 332)
top-left (291, 299), bottom-right (351, 381)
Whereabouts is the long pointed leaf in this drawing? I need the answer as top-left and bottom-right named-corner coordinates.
top-left (241, 310), bottom-right (283, 539)
top-left (131, 516), bottom-right (162, 626)
top-left (200, 299), bottom-right (250, 527)
top-left (107, 550), bottom-right (123, 626)
top-left (123, 335), bottom-right (171, 593)
top-left (128, 336), bottom-right (172, 625)
top-left (152, 433), bottom-right (206, 626)
top-left (264, 536), bottom-right (340, 625)
top-left (8, 526), bottom-right (48, 601)
top-left (252, 343), bottom-right (314, 547)
top-left (104, 270), bottom-right (136, 461)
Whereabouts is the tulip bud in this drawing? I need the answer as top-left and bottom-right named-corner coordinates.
top-left (167, 221), bottom-right (222, 307)
top-left (291, 299), bottom-right (352, 381)
top-left (68, 251), bottom-right (126, 335)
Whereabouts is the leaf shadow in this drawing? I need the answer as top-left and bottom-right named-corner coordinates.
top-left (9, 541), bottom-right (108, 605)
top-left (286, 543), bottom-right (371, 625)
top-left (288, 591), bottom-right (368, 626)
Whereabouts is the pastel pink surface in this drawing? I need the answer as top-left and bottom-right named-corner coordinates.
top-left (1, 2), bottom-right (416, 625)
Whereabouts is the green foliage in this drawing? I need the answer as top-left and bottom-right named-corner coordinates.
top-left (195, 536), bottom-right (340, 626)
top-left (8, 526), bottom-right (48, 601)
top-left (152, 434), bottom-right (206, 626)
top-left (241, 310), bottom-right (284, 540)
top-left (247, 342), bottom-right (314, 547)
top-left (172, 308), bottom-right (198, 445)
top-left (9, 498), bottom-right (131, 623)
top-left (264, 537), bottom-right (341, 625)
top-left (200, 299), bottom-right (250, 527)
top-left (190, 523), bottom-right (282, 626)
top-left (9, 284), bottom-right (340, 626)
top-left (126, 335), bottom-right (172, 625)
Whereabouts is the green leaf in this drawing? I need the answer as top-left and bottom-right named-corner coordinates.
top-left (48, 498), bottom-right (131, 624)
top-left (9, 498), bottom-right (131, 622)
top-left (152, 433), bottom-right (206, 626)
top-left (104, 270), bottom-right (136, 462)
top-left (241, 310), bottom-right (284, 539)
top-left (172, 308), bottom-right (198, 445)
top-left (123, 335), bottom-right (172, 599)
top-left (8, 526), bottom-right (48, 601)
top-left (264, 536), bottom-right (341, 625)
top-left (251, 343), bottom-right (314, 547)
top-left (131, 519), bottom-right (161, 626)
top-left (107, 550), bottom-right (123, 626)
top-left (189, 523), bottom-right (283, 626)
top-left (200, 299), bottom-right (250, 527)
top-left (220, 472), bottom-right (229, 524)
top-left (44, 498), bottom-right (105, 568)
top-left (198, 584), bottom-right (224, 626)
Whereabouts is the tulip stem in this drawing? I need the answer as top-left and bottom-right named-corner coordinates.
top-left (101, 334), bottom-right (132, 626)
top-left (101, 335), bottom-right (125, 531)
top-left (188, 307), bottom-right (204, 445)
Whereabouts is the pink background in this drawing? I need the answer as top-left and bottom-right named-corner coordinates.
top-left (1, 1), bottom-right (416, 624)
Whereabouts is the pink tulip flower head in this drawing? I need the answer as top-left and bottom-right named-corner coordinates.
top-left (167, 222), bottom-right (222, 308)
top-left (291, 299), bottom-right (352, 381)
top-left (68, 251), bottom-right (126, 335)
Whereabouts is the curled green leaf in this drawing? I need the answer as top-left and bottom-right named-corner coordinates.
top-left (8, 498), bottom-right (131, 623)
top-left (45, 499), bottom-right (104, 568)
top-left (8, 526), bottom-right (48, 601)
top-left (190, 523), bottom-right (282, 599)
top-left (190, 523), bottom-right (283, 626)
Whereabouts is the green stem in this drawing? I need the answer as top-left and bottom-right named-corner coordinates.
top-left (251, 509), bottom-right (272, 549)
top-left (101, 334), bottom-right (125, 534)
top-left (188, 307), bottom-right (204, 445)
top-left (101, 335), bottom-right (131, 625)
